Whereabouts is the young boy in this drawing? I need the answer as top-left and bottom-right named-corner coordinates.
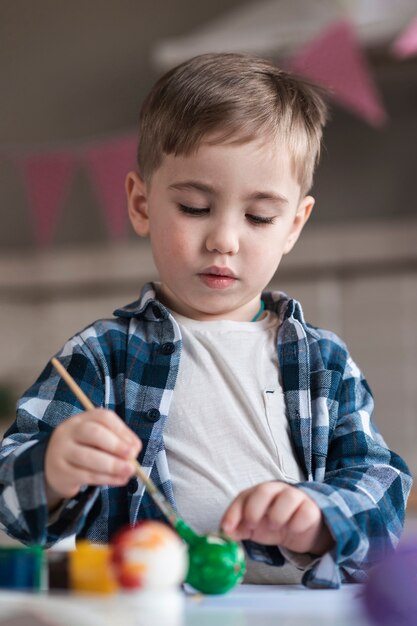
top-left (0, 53), bottom-right (411, 588)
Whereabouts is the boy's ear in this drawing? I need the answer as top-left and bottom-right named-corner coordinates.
top-left (126, 171), bottom-right (150, 237)
top-left (283, 195), bottom-right (315, 255)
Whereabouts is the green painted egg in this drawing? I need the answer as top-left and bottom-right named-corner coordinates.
top-left (185, 533), bottom-right (246, 595)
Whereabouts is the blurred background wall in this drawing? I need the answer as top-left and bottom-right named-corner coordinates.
top-left (0, 0), bottom-right (416, 483)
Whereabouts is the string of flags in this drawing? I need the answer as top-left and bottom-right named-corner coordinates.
top-left (288, 20), bottom-right (388, 127)
top-left (1, 14), bottom-right (416, 247)
top-left (8, 135), bottom-right (137, 246)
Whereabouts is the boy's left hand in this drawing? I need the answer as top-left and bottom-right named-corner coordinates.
top-left (220, 481), bottom-right (334, 556)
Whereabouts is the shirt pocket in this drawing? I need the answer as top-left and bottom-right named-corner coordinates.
top-left (263, 388), bottom-right (306, 483)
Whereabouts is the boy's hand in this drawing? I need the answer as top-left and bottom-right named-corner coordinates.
top-left (220, 481), bottom-right (334, 556)
top-left (44, 409), bottom-right (142, 506)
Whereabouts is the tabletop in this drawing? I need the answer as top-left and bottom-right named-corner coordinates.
top-left (0, 583), bottom-right (371, 626)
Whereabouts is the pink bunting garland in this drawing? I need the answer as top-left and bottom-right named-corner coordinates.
top-left (391, 14), bottom-right (417, 59)
top-left (84, 136), bottom-right (137, 240)
top-left (289, 20), bottom-right (387, 127)
top-left (4, 14), bottom-right (417, 247)
top-left (17, 153), bottom-right (76, 246)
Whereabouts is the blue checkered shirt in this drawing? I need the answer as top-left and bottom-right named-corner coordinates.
top-left (0, 283), bottom-right (412, 588)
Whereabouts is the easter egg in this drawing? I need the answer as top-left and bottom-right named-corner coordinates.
top-left (362, 541), bottom-right (417, 626)
top-left (186, 532), bottom-right (246, 595)
top-left (111, 521), bottom-right (188, 590)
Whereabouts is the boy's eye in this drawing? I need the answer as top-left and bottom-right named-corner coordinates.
top-left (178, 204), bottom-right (209, 216)
top-left (246, 214), bottom-right (275, 225)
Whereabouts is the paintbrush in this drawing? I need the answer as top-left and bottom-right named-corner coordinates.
top-left (50, 357), bottom-right (246, 594)
top-left (51, 357), bottom-right (196, 543)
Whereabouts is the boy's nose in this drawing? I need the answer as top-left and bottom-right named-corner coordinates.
top-left (205, 221), bottom-right (239, 255)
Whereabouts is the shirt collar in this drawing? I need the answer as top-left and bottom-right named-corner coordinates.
top-left (262, 291), bottom-right (320, 339)
top-left (114, 282), bottom-right (318, 337)
top-left (113, 282), bottom-right (169, 321)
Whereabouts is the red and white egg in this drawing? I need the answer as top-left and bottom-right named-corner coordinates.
top-left (111, 521), bottom-right (188, 590)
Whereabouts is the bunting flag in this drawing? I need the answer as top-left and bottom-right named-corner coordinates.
top-left (84, 135), bottom-right (137, 240)
top-left (4, 11), bottom-right (417, 247)
top-left (17, 153), bottom-right (76, 246)
top-left (289, 20), bottom-right (387, 127)
top-left (391, 14), bottom-right (417, 59)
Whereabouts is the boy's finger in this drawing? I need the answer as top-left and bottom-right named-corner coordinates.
top-left (221, 483), bottom-right (285, 536)
top-left (88, 409), bottom-right (141, 448)
top-left (66, 467), bottom-right (134, 490)
top-left (220, 492), bottom-right (248, 534)
top-left (286, 499), bottom-right (322, 537)
top-left (68, 444), bottom-right (136, 479)
top-left (74, 420), bottom-right (139, 459)
top-left (239, 483), bottom-right (283, 530)
top-left (265, 486), bottom-right (304, 530)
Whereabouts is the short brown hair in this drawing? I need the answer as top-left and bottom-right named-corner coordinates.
top-left (137, 53), bottom-right (328, 194)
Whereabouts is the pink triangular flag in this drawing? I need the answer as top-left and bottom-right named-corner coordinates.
top-left (18, 153), bottom-right (76, 246)
top-left (85, 135), bottom-right (137, 240)
top-left (289, 20), bottom-right (387, 127)
top-left (391, 15), bottom-right (417, 59)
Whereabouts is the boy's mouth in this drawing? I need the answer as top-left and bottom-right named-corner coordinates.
top-left (198, 266), bottom-right (237, 289)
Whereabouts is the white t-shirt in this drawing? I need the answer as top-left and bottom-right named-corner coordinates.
top-left (164, 310), bottom-right (307, 584)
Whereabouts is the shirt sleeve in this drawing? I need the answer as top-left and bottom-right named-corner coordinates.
top-left (0, 334), bottom-right (104, 547)
top-left (299, 352), bottom-right (412, 587)
top-left (244, 350), bottom-right (412, 589)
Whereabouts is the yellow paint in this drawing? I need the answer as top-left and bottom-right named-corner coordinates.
top-left (70, 540), bottom-right (117, 594)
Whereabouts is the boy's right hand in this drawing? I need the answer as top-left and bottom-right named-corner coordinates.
top-left (44, 409), bottom-right (142, 506)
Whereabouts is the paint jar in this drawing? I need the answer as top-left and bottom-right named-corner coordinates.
top-left (0, 545), bottom-right (44, 591)
top-left (48, 541), bottom-right (117, 594)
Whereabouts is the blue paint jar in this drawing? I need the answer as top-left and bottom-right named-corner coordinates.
top-left (0, 546), bottom-right (44, 590)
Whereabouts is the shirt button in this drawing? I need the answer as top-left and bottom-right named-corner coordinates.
top-left (160, 342), bottom-right (175, 355)
top-left (127, 478), bottom-right (137, 494)
top-left (146, 408), bottom-right (160, 422)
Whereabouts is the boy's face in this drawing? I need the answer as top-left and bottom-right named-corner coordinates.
top-left (127, 136), bottom-right (314, 321)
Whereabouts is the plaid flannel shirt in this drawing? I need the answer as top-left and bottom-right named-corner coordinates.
top-left (0, 283), bottom-right (412, 588)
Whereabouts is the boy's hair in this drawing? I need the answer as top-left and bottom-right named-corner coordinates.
top-left (137, 53), bottom-right (328, 195)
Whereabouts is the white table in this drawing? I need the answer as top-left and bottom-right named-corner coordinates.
top-left (0, 584), bottom-right (371, 626)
